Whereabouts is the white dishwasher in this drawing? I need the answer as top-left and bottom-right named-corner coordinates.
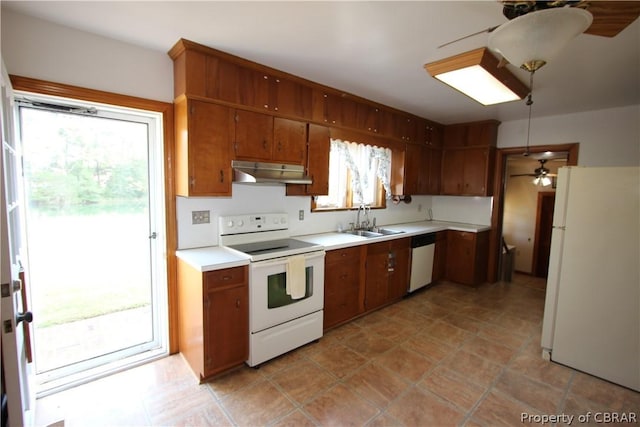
top-left (409, 233), bottom-right (436, 292)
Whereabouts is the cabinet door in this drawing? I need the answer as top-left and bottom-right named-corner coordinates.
top-left (286, 123), bottom-right (330, 196)
top-left (432, 231), bottom-right (447, 282)
top-left (463, 148), bottom-right (489, 195)
top-left (237, 67), bottom-right (270, 110)
top-left (446, 231), bottom-right (476, 285)
top-left (388, 238), bottom-right (411, 300)
top-left (233, 110), bottom-right (273, 161)
top-left (356, 103), bottom-right (380, 133)
top-left (404, 144), bottom-right (430, 195)
top-left (272, 77), bottom-right (312, 119)
top-left (324, 247), bottom-right (362, 329)
top-left (365, 242), bottom-right (389, 311)
top-left (272, 117), bottom-right (306, 164)
top-left (427, 147), bottom-right (442, 195)
top-left (441, 149), bottom-right (465, 195)
top-left (443, 125), bottom-right (468, 148)
top-left (205, 56), bottom-right (240, 104)
top-left (179, 99), bottom-right (232, 196)
top-left (466, 121), bottom-right (498, 146)
top-left (323, 92), bottom-right (342, 125)
top-left (204, 284), bottom-right (249, 376)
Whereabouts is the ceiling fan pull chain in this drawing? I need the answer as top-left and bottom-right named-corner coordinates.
top-left (524, 70), bottom-right (535, 156)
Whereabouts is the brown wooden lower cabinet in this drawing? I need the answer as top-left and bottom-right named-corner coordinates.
top-left (445, 230), bottom-right (489, 286)
top-left (323, 246), bottom-right (364, 330)
top-left (177, 260), bottom-right (248, 380)
top-left (432, 231), bottom-right (448, 282)
top-left (328, 230), bottom-right (492, 331)
top-left (324, 238), bottom-right (411, 330)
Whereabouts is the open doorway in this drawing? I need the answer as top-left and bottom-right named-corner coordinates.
top-left (503, 155), bottom-right (566, 278)
top-left (488, 143), bottom-right (579, 283)
top-left (14, 92), bottom-right (169, 393)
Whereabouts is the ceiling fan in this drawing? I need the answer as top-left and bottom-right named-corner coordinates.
top-left (439, 1), bottom-right (640, 49)
top-left (510, 159), bottom-right (558, 179)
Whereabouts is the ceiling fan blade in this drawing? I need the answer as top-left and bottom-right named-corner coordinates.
top-left (437, 25), bottom-right (500, 49)
top-left (584, 1), bottom-right (640, 37)
top-left (510, 173), bottom-right (537, 177)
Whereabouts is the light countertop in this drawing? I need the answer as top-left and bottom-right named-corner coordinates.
top-left (296, 220), bottom-right (490, 251)
top-left (176, 246), bottom-right (250, 272)
top-left (176, 220), bottom-right (490, 272)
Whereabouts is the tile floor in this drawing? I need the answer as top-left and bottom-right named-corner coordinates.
top-left (35, 274), bottom-right (639, 426)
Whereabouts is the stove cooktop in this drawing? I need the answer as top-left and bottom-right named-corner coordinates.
top-left (228, 238), bottom-right (322, 261)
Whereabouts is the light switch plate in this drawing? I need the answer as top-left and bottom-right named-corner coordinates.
top-left (299, 210), bottom-right (304, 220)
top-left (192, 210), bottom-right (210, 224)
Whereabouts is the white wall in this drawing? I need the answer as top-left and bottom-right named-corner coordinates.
top-left (3, 9), bottom-right (639, 249)
top-left (497, 105), bottom-right (640, 166)
top-left (176, 185), bottom-right (433, 249)
top-left (1, 10), bottom-right (173, 103)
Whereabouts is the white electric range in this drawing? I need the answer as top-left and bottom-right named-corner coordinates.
top-left (219, 213), bottom-right (325, 367)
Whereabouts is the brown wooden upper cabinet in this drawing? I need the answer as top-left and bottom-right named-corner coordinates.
top-left (380, 110), bottom-right (425, 143)
top-left (441, 120), bottom-right (499, 197)
top-left (175, 97), bottom-right (233, 197)
top-left (286, 124), bottom-right (330, 196)
top-left (443, 120), bottom-right (499, 148)
top-left (233, 110), bottom-right (307, 165)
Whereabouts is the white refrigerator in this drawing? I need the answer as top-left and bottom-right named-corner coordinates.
top-left (541, 166), bottom-right (639, 391)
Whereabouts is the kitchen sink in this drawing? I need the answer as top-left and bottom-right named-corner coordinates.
top-left (376, 228), bottom-right (405, 235)
top-left (345, 228), bottom-right (405, 238)
top-left (345, 230), bottom-right (384, 238)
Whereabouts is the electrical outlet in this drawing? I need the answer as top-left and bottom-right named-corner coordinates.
top-left (299, 210), bottom-right (304, 220)
top-left (192, 210), bottom-right (210, 224)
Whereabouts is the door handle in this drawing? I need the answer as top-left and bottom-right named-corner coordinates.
top-left (16, 311), bottom-right (33, 325)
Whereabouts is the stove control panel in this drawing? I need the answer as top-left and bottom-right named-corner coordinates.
top-left (219, 213), bottom-right (288, 235)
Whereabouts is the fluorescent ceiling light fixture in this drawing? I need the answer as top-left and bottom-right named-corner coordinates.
top-left (425, 47), bottom-right (529, 106)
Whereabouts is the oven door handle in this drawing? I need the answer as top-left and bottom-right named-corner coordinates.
top-left (251, 250), bottom-right (325, 267)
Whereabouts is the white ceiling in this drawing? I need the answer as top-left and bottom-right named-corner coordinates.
top-left (3, 1), bottom-right (639, 125)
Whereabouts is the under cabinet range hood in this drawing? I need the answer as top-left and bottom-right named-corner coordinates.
top-left (232, 160), bottom-right (312, 185)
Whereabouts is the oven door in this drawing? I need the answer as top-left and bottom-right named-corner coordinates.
top-left (249, 250), bottom-right (324, 333)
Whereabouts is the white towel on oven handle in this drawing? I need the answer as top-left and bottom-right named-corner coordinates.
top-left (286, 254), bottom-right (306, 299)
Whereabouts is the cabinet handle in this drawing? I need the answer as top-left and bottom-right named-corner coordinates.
top-left (277, 141), bottom-right (282, 151)
top-left (222, 275), bottom-right (231, 281)
top-left (220, 170), bottom-right (224, 183)
top-left (263, 140), bottom-right (268, 149)
top-left (236, 299), bottom-right (241, 308)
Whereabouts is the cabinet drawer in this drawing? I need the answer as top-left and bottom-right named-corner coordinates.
top-left (326, 246), bottom-right (361, 265)
top-left (450, 231), bottom-right (475, 242)
top-left (205, 267), bottom-right (247, 290)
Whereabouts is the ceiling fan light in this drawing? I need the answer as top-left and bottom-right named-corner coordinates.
top-left (532, 176), bottom-right (552, 186)
top-left (488, 8), bottom-right (593, 72)
top-left (425, 47), bottom-right (529, 105)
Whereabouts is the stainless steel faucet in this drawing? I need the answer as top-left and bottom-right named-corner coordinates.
top-left (356, 203), bottom-right (372, 230)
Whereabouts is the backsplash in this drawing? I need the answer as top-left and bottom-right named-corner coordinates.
top-left (176, 184), bottom-right (492, 250)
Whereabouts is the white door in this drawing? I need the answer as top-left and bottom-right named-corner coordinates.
top-left (1, 60), bottom-right (35, 427)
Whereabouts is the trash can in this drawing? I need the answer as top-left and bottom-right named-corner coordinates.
top-left (502, 245), bottom-right (516, 282)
